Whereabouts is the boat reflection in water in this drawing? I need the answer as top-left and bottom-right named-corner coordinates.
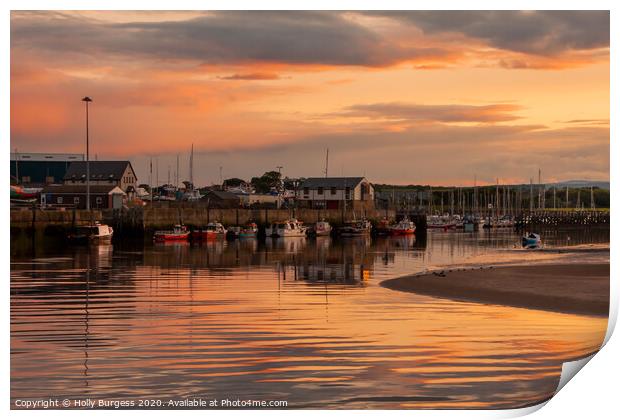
top-left (10, 227), bottom-right (609, 409)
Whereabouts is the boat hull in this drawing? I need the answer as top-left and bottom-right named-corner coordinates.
top-left (390, 228), bottom-right (416, 235)
top-left (191, 231), bottom-right (223, 241)
top-left (154, 233), bottom-right (189, 242)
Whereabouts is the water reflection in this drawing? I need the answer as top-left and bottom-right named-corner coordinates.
top-left (11, 227), bottom-right (609, 409)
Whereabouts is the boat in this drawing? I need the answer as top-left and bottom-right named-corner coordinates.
top-left (227, 222), bottom-right (258, 239)
top-left (483, 216), bottom-right (515, 229)
top-left (339, 219), bottom-right (372, 237)
top-left (427, 215), bottom-right (456, 229)
top-left (154, 225), bottom-right (189, 242)
top-left (68, 222), bottom-right (113, 243)
top-left (462, 215), bottom-right (479, 232)
top-left (191, 222), bottom-right (227, 241)
top-left (265, 219), bottom-right (307, 237)
top-left (522, 232), bottom-right (542, 249)
top-left (389, 217), bottom-right (416, 235)
top-left (373, 218), bottom-right (392, 236)
top-left (307, 220), bottom-right (332, 237)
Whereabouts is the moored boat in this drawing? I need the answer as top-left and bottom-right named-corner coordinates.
top-left (154, 225), bottom-right (189, 242)
top-left (228, 222), bottom-right (258, 239)
top-left (522, 232), bottom-right (542, 249)
top-left (339, 219), bottom-right (372, 237)
top-left (266, 219), bottom-right (307, 237)
top-left (307, 220), bottom-right (332, 237)
top-left (389, 217), bottom-right (416, 235)
top-left (373, 218), bottom-right (392, 236)
top-left (427, 215), bottom-right (456, 229)
top-left (191, 222), bottom-right (227, 241)
top-left (68, 222), bottom-right (113, 243)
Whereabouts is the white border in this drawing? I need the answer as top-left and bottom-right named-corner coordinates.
top-left (3, 2), bottom-right (617, 419)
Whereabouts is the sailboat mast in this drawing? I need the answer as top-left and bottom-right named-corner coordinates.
top-left (324, 148), bottom-right (329, 178)
top-left (189, 144), bottom-right (194, 190)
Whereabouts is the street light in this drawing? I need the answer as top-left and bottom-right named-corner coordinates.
top-left (82, 96), bottom-right (92, 211)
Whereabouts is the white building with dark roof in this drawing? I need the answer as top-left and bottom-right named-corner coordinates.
top-left (298, 177), bottom-right (374, 209)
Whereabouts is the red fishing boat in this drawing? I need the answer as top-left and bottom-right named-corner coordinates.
top-left (153, 225), bottom-right (189, 242)
top-left (389, 217), bottom-right (416, 235)
top-left (191, 222), bottom-right (227, 241)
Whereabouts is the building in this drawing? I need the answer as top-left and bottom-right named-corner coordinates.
top-left (41, 185), bottom-right (127, 209)
top-left (10, 152), bottom-right (84, 186)
top-left (63, 161), bottom-right (137, 192)
top-left (238, 193), bottom-right (282, 208)
top-left (201, 189), bottom-right (242, 208)
top-left (298, 177), bottom-right (374, 209)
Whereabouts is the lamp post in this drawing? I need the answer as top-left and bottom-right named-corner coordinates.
top-left (82, 96), bottom-right (92, 211)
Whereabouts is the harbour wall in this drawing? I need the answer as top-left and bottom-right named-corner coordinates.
top-left (107, 206), bottom-right (399, 233)
top-left (10, 207), bottom-right (103, 233)
top-left (10, 206), bottom-right (400, 236)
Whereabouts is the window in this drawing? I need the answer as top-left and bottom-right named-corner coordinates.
top-left (331, 187), bottom-right (337, 195)
top-left (22, 176), bottom-right (30, 183)
top-left (317, 187), bottom-right (323, 195)
top-left (303, 187), bottom-right (309, 196)
top-left (73, 197), bottom-right (80, 205)
top-left (45, 176), bottom-right (54, 183)
top-left (57, 197), bottom-right (63, 204)
top-left (345, 187), bottom-right (351, 199)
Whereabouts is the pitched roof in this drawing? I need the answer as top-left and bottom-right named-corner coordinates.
top-left (42, 185), bottom-right (126, 195)
top-left (300, 177), bottom-right (366, 189)
top-left (202, 189), bottom-right (241, 200)
top-left (63, 161), bottom-right (134, 181)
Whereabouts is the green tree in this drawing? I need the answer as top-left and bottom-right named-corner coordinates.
top-left (251, 171), bottom-right (282, 194)
top-left (223, 177), bottom-right (245, 188)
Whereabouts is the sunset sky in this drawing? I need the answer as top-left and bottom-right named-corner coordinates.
top-left (10, 11), bottom-right (610, 186)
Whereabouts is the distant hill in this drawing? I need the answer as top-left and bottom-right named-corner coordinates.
top-left (553, 180), bottom-right (610, 189)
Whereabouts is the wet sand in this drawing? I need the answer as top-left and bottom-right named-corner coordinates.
top-left (381, 264), bottom-right (609, 316)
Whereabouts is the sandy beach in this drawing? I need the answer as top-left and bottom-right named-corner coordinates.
top-left (381, 263), bottom-right (610, 316)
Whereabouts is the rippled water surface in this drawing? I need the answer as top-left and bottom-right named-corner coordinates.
top-left (11, 228), bottom-right (609, 408)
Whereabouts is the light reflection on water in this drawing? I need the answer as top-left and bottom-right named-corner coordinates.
top-left (11, 228), bottom-right (609, 408)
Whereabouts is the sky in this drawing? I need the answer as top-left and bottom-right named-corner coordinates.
top-left (10, 11), bottom-right (610, 186)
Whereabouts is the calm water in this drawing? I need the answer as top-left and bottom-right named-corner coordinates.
top-left (11, 228), bottom-right (609, 409)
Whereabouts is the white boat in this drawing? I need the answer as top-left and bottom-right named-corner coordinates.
top-left (266, 219), bottom-right (307, 237)
top-left (427, 215), bottom-right (456, 229)
top-left (68, 222), bottom-right (113, 243)
top-left (307, 220), bottom-right (332, 237)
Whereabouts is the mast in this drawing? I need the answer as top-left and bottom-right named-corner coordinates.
top-left (149, 157), bottom-right (153, 203)
top-left (324, 148), bottom-right (329, 178)
top-left (176, 153), bottom-right (179, 188)
top-left (538, 168), bottom-right (541, 209)
top-left (473, 174), bottom-right (477, 215)
top-left (189, 143), bottom-right (194, 191)
top-left (529, 178), bottom-right (533, 212)
top-left (14, 148), bottom-right (18, 182)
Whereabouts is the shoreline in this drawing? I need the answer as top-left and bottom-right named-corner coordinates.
top-left (381, 262), bottom-right (610, 317)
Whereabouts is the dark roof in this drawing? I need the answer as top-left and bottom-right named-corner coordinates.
top-left (42, 185), bottom-right (126, 194)
top-left (300, 177), bottom-right (367, 189)
top-left (202, 189), bottom-right (241, 201)
top-left (63, 161), bottom-right (134, 181)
